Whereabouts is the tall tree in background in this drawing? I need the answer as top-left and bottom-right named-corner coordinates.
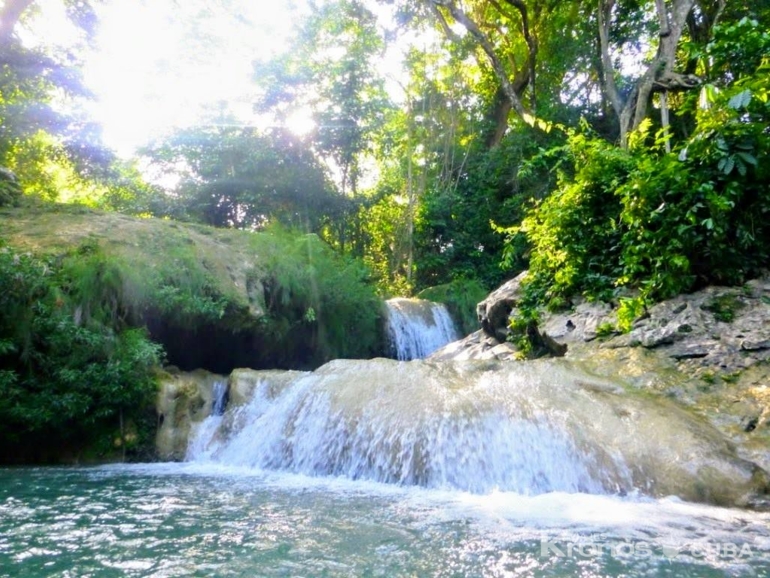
top-left (254, 0), bottom-right (391, 255)
top-left (142, 123), bottom-right (340, 232)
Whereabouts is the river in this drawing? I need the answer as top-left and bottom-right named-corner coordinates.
top-left (2, 464), bottom-right (769, 577)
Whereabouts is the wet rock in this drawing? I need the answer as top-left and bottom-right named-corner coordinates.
top-left (476, 271), bottom-right (527, 341)
top-left (229, 368), bottom-right (308, 407)
top-left (156, 369), bottom-right (226, 460)
top-left (429, 330), bottom-right (519, 361)
top-left (741, 339), bottom-right (770, 351)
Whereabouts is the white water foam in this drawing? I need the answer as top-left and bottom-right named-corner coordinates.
top-left (385, 298), bottom-right (460, 360)
top-left (186, 363), bottom-right (630, 495)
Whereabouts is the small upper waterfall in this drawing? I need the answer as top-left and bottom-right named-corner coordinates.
top-left (384, 298), bottom-right (460, 360)
top-left (211, 380), bottom-right (229, 416)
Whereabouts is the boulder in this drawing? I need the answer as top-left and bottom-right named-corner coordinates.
top-left (476, 271), bottom-right (528, 341)
top-left (435, 272), bottom-right (770, 484)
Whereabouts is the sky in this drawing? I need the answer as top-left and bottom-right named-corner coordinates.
top-left (21, 0), bottom-right (311, 156)
top-left (18, 0), bottom-right (413, 159)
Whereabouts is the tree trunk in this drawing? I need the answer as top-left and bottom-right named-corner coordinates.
top-left (617, 0), bottom-right (696, 146)
top-left (0, 0), bottom-right (34, 43)
top-left (432, 0), bottom-right (537, 146)
top-left (432, 0), bottom-right (531, 124)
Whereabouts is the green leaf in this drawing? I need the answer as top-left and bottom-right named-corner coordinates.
top-left (719, 157), bottom-right (735, 175)
top-left (728, 89), bottom-right (752, 110)
top-left (736, 151), bottom-right (758, 166)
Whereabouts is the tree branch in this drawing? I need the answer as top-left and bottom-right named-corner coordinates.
top-left (429, 2), bottom-right (462, 43)
top-left (500, 0), bottom-right (538, 111)
top-left (597, 0), bottom-right (623, 120)
top-left (431, 0), bottom-right (530, 121)
top-left (0, 0), bottom-right (35, 43)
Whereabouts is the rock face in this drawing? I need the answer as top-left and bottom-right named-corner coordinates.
top-left (476, 272), bottom-right (528, 341)
top-left (156, 369), bottom-right (227, 460)
top-left (434, 271), bottom-right (770, 480)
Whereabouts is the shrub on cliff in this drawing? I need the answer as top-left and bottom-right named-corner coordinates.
top-left (498, 24), bottom-right (770, 310)
top-left (0, 243), bottom-right (163, 461)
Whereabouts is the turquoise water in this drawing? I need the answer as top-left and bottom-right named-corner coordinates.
top-left (1, 464), bottom-right (770, 577)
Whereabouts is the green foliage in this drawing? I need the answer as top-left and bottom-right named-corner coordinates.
top-left (142, 126), bottom-right (340, 232)
top-left (359, 191), bottom-right (414, 296)
top-left (595, 322), bottom-right (616, 339)
top-left (0, 241), bottom-right (163, 458)
top-left (498, 127), bottom-right (632, 307)
top-left (255, 228), bottom-right (383, 366)
top-left (416, 125), bottom-right (558, 291)
top-left (417, 278), bottom-right (488, 335)
top-left (0, 167), bottom-right (21, 206)
top-left (58, 238), bottom-right (228, 331)
top-left (616, 297), bottom-right (646, 333)
top-left (706, 18), bottom-right (770, 83)
top-left (499, 35), bottom-right (770, 310)
top-left (506, 306), bottom-right (540, 360)
top-left (0, 30), bottom-right (118, 205)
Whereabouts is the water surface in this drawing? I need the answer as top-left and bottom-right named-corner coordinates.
top-left (1, 464), bottom-right (769, 577)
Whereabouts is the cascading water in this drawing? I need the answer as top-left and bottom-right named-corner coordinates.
top-left (186, 380), bottom-right (228, 460)
top-left (384, 298), bottom-right (460, 360)
top-left (14, 360), bottom-right (767, 576)
top-left (211, 380), bottom-right (229, 416)
top-left (185, 358), bottom-right (765, 504)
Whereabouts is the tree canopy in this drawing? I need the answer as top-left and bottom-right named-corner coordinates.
top-left (1, 0), bottom-right (769, 302)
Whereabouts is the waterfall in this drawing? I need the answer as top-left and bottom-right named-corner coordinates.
top-left (384, 298), bottom-right (460, 360)
top-left (211, 380), bottom-right (228, 416)
top-left (187, 359), bottom-right (633, 495)
top-left (184, 358), bottom-right (764, 503)
top-left (185, 380), bottom-right (228, 460)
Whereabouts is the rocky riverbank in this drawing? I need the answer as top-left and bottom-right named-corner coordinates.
top-left (432, 272), bottom-right (770, 473)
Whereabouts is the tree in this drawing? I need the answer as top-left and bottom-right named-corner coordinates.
top-left (254, 0), bottom-right (391, 255)
top-left (142, 125), bottom-right (342, 232)
top-left (0, 0), bottom-right (114, 199)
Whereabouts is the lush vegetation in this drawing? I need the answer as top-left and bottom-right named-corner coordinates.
top-left (1, 0), bottom-right (769, 458)
top-left (0, 240), bottom-right (163, 461)
top-left (497, 17), bottom-right (770, 316)
top-left (0, 203), bottom-right (382, 460)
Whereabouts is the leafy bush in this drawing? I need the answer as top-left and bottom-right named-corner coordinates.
top-left (498, 127), bottom-right (632, 309)
top-left (498, 35), bottom-right (769, 316)
top-left (0, 242), bottom-right (163, 460)
top-left (255, 228), bottom-right (383, 366)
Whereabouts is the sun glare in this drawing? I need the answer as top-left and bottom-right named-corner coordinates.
top-left (285, 109), bottom-right (317, 137)
top-left (23, 0), bottom-right (411, 158)
top-left (79, 0), bottom-right (303, 156)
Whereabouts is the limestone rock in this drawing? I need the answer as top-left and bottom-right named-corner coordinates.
top-left (155, 369), bottom-right (226, 461)
top-left (429, 330), bottom-right (517, 361)
top-left (476, 271), bottom-right (527, 341)
top-left (229, 368), bottom-right (308, 407)
top-left (541, 301), bottom-right (615, 343)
